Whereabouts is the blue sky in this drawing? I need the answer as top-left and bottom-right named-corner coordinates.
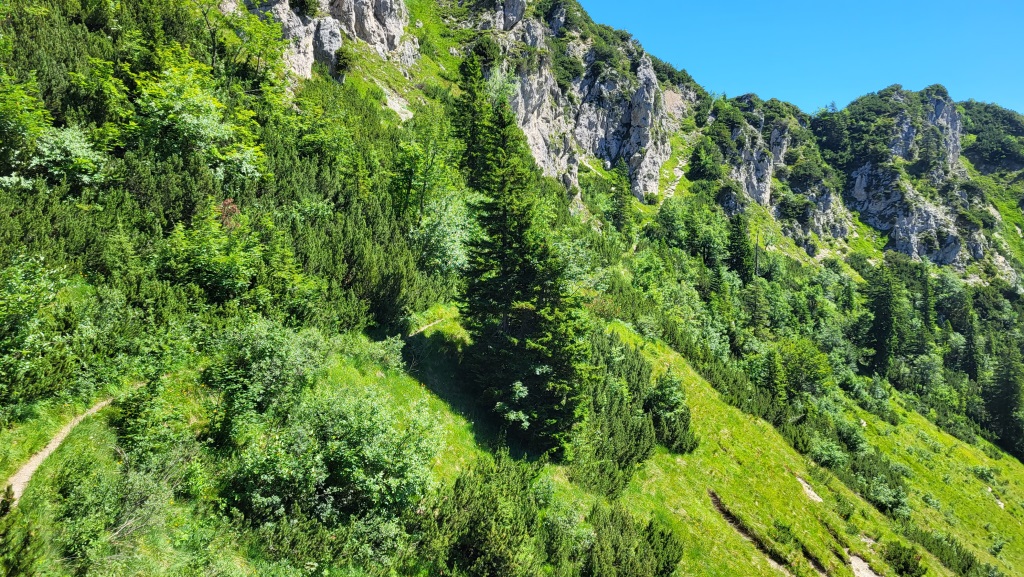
top-left (576, 0), bottom-right (1024, 114)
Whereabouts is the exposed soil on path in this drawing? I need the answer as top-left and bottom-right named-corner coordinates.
top-left (849, 554), bottom-right (882, 577)
top-left (797, 475), bottom-right (824, 503)
top-left (3, 398), bottom-right (112, 507)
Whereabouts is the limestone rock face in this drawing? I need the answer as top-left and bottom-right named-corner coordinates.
top-left (926, 95), bottom-right (964, 175)
top-left (502, 14), bottom-right (673, 199)
top-left (841, 91), bottom-right (974, 264)
top-left (849, 163), bottom-right (964, 264)
top-left (497, 0), bottom-right (527, 31)
top-left (625, 57), bottom-right (671, 199)
top-left (330, 0), bottom-right (406, 55)
top-left (730, 131), bottom-right (774, 207)
top-left (509, 52), bottom-right (575, 184)
top-left (251, 0), bottom-right (410, 78)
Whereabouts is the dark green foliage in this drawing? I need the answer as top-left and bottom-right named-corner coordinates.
top-left (455, 54), bottom-right (491, 191)
top-left (777, 192), bottom-right (813, 225)
top-left (583, 503), bottom-right (683, 577)
top-left (232, 383), bottom-right (434, 527)
top-left (472, 33), bottom-right (502, 67)
top-left (962, 100), bottom-right (1024, 170)
top-left (883, 541), bottom-right (927, 577)
top-left (461, 77), bottom-right (591, 453)
top-left (572, 331), bottom-right (656, 496)
top-left (415, 452), bottom-right (544, 577)
top-left (985, 342), bottom-right (1024, 457)
top-left (687, 135), bottom-right (725, 181)
top-left (866, 268), bottom-right (901, 375)
top-left (905, 525), bottom-right (1006, 577)
top-left (727, 213), bottom-right (755, 282)
top-left (646, 371), bottom-right (699, 453)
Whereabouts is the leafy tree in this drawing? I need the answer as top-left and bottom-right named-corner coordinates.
top-left (780, 337), bottom-right (833, 396)
top-left (157, 200), bottom-right (261, 305)
top-left (28, 125), bottom-right (106, 187)
top-left (233, 382), bottom-right (436, 526)
top-left (0, 70), bottom-right (51, 175)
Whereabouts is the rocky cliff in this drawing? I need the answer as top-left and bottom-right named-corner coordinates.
top-left (249, 0), bottom-right (1015, 270)
top-left (252, 0), bottom-right (411, 78)
top-left (479, 2), bottom-right (676, 200)
top-left (831, 87), bottom-right (985, 265)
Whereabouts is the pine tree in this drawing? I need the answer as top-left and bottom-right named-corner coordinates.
top-left (463, 101), bottom-right (590, 453)
top-left (867, 268), bottom-right (899, 375)
top-left (454, 54), bottom-right (491, 192)
top-left (986, 341), bottom-right (1024, 456)
top-left (727, 213), bottom-right (755, 282)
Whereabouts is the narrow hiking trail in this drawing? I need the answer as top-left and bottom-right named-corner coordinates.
top-left (4, 398), bottom-right (113, 507)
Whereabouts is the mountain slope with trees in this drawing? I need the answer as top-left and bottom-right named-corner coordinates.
top-left (3, 1), bottom-right (1024, 576)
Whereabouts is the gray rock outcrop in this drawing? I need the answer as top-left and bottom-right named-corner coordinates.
top-left (501, 15), bottom-right (672, 199)
top-left (842, 91), bottom-right (974, 264)
top-left (849, 163), bottom-right (963, 264)
top-left (250, 0), bottom-right (410, 78)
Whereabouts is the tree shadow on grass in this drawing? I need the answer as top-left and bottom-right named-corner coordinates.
top-left (403, 331), bottom-right (537, 461)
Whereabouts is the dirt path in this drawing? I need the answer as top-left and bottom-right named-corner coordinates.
top-left (796, 476), bottom-right (824, 503)
top-left (4, 398), bottom-right (112, 507)
top-left (850, 555), bottom-right (882, 577)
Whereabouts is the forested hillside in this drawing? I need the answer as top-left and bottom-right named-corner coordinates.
top-left (3, 1), bottom-right (1024, 576)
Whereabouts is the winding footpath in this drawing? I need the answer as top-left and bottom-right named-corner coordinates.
top-left (3, 398), bottom-right (113, 508)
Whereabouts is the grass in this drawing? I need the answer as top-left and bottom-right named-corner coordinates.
top-left (846, 213), bottom-right (888, 261)
top-left (858, 399), bottom-right (1024, 576)
top-left (659, 133), bottom-right (694, 196)
top-left (602, 323), bottom-right (923, 577)
top-left (961, 159), bottom-right (1024, 274)
top-left (0, 377), bottom-right (138, 481)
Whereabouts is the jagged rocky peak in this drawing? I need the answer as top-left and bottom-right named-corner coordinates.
top-left (823, 84), bottom-right (980, 265)
top-left (713, 94), bottom-right (852, 254)
top-left (480, 0), bottom-right (683, 200)
top-left (248, 0), bottom-right (411, 78)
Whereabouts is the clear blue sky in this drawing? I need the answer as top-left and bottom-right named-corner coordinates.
top-left (576, 0), bottom-right (1024, 114)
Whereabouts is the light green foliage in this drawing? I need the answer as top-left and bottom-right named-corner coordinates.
top-left (7, 1), bottom-right (1024, 576)
top-left (28, 125), bottom-right (106, 186)
top-left (235, 383), bottom-right (436, 526)
top-left (69, 58), bottom-right (134, 148)
top-left (0, 70), bottom-right (50, 175)
top-left (132, 46), bottom-right (264, 179)
top-left (779, 337), bottom-right (834, 396)
top-left (158, 200), bottom-right (261, 304)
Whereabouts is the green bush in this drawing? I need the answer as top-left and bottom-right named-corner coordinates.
top-left (232, 383), bottom-right (436, 526)
top-left (883, 541), bottom-right (926, 577)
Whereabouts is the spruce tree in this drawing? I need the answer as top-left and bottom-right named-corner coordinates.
top-left (987, 341), bottom-right (1024, 456)
top-left (454, 54), bottom-right (491, 192)
top-left (463, 101), bottom-right (590, 453)
top-left (727, 213), bottom-right (755, 282)
top-left (867, 268), bottom-right (899, 375)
